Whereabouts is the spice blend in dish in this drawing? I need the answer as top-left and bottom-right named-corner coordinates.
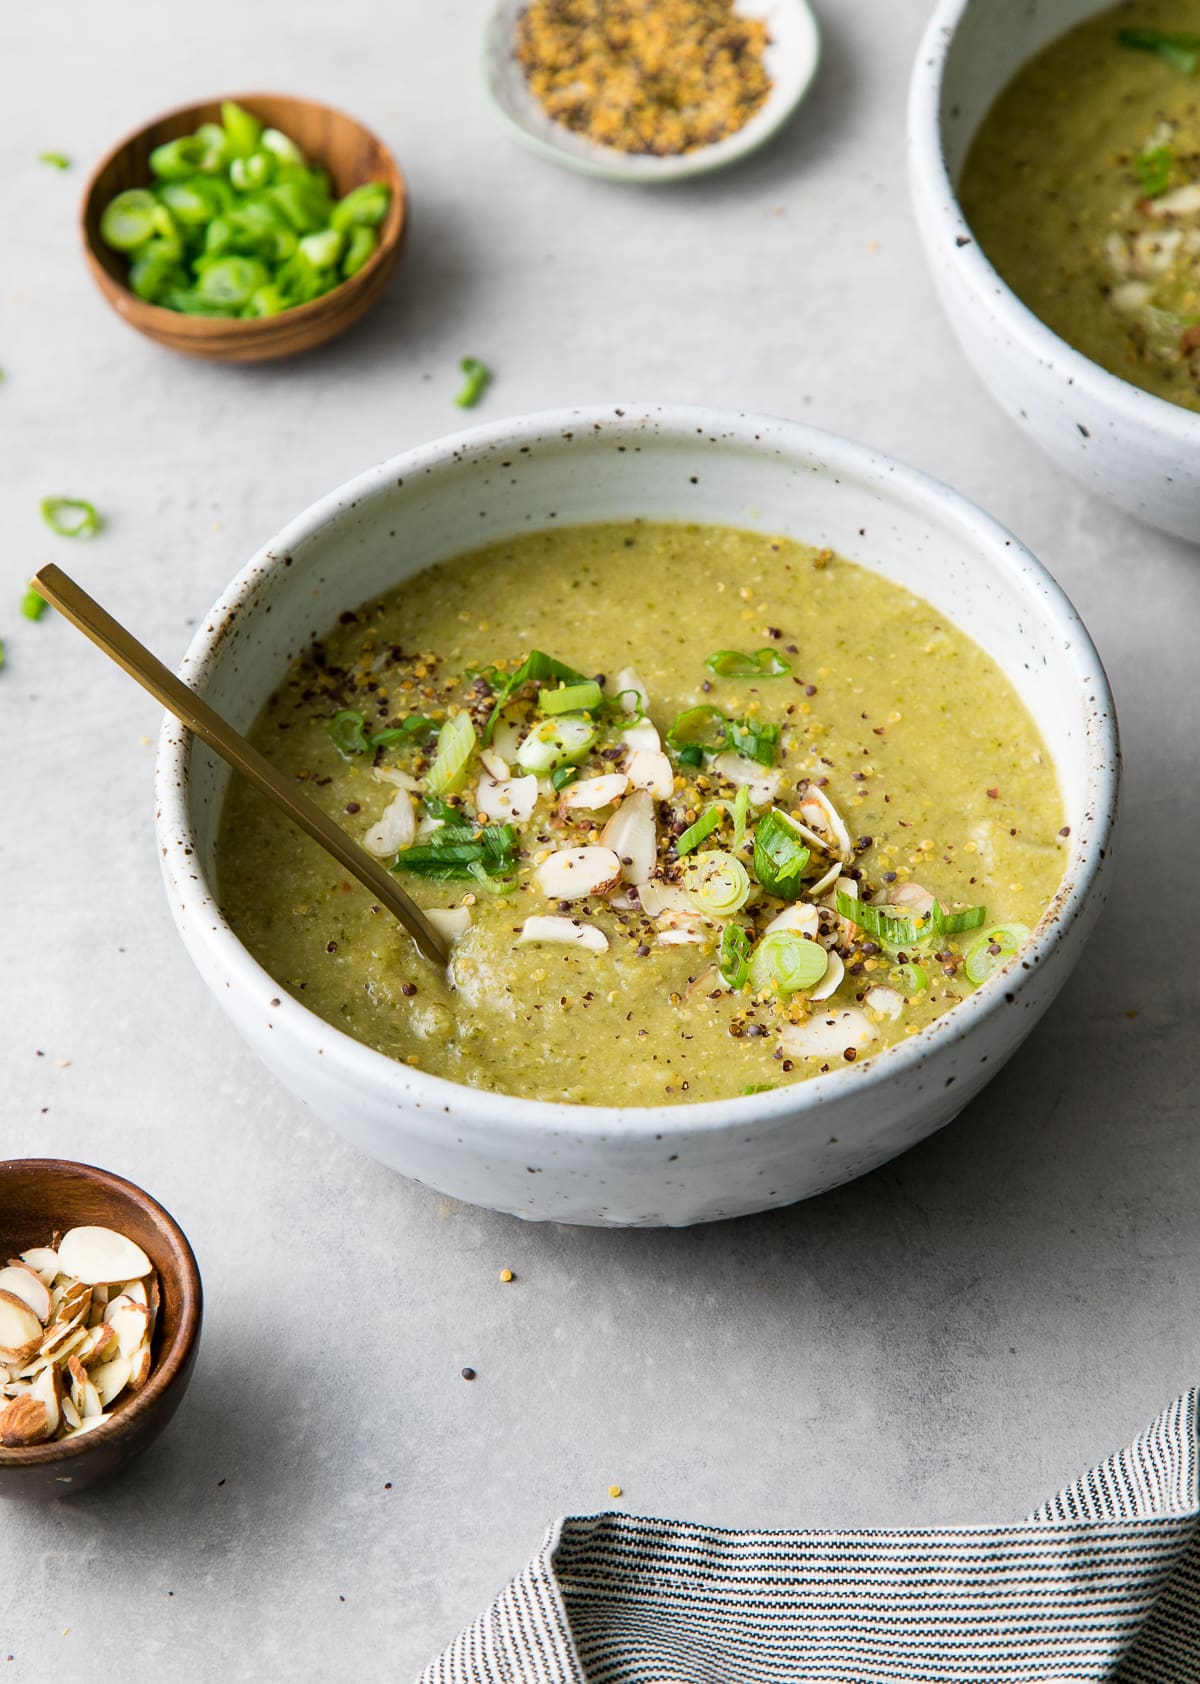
top-left (217, 523), bottom-right (1066, 1106)
top-left (514, 0), bottom-right (771, 156)
top-left (0, 1226), bottom-right (159, 1446)
top-left (960, 1), bottom-right (1200, 412)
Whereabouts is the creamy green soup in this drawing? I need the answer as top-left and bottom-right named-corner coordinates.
top-left (217, 523), bottom-right (1066, 1107)
top-left (961, 2), bottom-right (1200, 411)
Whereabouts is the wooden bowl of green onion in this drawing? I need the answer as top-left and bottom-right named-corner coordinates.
top-left (81, 93), bottom-right (407, 362)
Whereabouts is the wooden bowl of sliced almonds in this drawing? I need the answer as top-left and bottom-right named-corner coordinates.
top-left (0, 1159), bottom-right (201, 1498)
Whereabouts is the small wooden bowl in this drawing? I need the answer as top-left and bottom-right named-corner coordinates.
top-left (81, 92), bottom-right (407, 362)
top-left (0, 1159), bottom-right (202, 1498)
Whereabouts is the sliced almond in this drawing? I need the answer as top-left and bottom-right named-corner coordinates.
top-left (0, 1265), bottom-right (51, 1325)
top-left (625, 749), bottom-right (673, 800)
top-left (558, 772), bottom-right (628, 814)
top-left (799, 786), bottom-right (852, 859)
top-left (635, 882), bottom-right (690, 919)
top-left (425, 907), bottom-right (472, 943)
top-left (601, 790), bottom-right (657, 886)
top-left (474, 772), bottom-right (538, 825)
top-left (864, 984), bottom-right (905, 1021)
top-left (657, 928), bottom-right (705, 946)
top-left (711, 752), bottom-right (780, 807)
top-left (886, 881), bottom-right (935, 915)
top-left (808, 949), bottom-right (844, 1002)
top-left (609, 667), bottom-right (649, 713)
top-left (69, 1411), bottom-right (112, 1437)
top-left (109, 1301), bottom-right (151, 1360)
top-left (0, 1392), bottom-right (49, 1447)
top-left (779, 1008), bottom-right (876, 1063)
top-left (18, 1247), bottom-right (60, 1287)
top-left (534, 846), bottom-right (621, 901)
top-left (127, 1341), bottom-right (152, 1393)
top-left (373, 765), bottom-right (421, 792)
top-left (57, 1227), bottom-right (152, 1287)
top-left (60, 1393), bottom-right (80, 1430)
top-left (31, 1362), bottom-right (62, 1436)
top-left (89, 1352), bottom-right (132, 1408)
top-left (145, 1274), bottom-right (160, 1341)
top-left (519, 916), bottom-right (608, 953)
top-left (763, 903), bottom-right (820, 939)
top-left (78, 1324), bottom-right (119, 1368)
top-left (52, 1280), bottom-right (91, 1324)
top-left (479, 746), bottom-right (510, 780)
top-left (620, 717), bottom-right (661, 754)
top-left (118, 1280), bottom-right (148, 1309)
top-left (0, 1290), bottom-right (44, 1357)
top-left (362, 788), bottom-right (415, 858)
top-left (831, 874), bottom-right (859, 945)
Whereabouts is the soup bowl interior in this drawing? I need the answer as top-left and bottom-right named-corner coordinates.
top-left (908, 0), bottom-right (1200, 540)
top-left (157, 405), bottom-right (1118, 1226)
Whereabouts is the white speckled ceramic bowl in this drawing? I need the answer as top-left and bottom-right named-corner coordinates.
top-left (908, 0), bottom-right (1200, 542)
top-left (156, 405), bottom-right (1118, 1227)
top-left (482, 0), bottom-right (820, 183)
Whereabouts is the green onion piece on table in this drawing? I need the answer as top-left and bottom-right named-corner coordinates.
top-left (747, 930), bottom-right (828, 995)
top-left (684, 850), bottom-right (751, 918)
top-left (540, 679), bottom-right (603, 715)
top-left (425, 710), bottom-right (477, 796)
top-left (718, 922), bottom-right (751, 989)
top-left (38, 151), bottom-right (70, 170)
top-left (41, 496), bottom-right (100, 538)
top-left (455, 357), bottom-right (491, 409)
top-left (329, 709), bottom-right (370, 758)
top-left (705, 647), bottom-right (792, 678)
top-left (752, 809), bottom-right (811, 900)
top-left (676, 806), bottom-right (721, 856)
top-left (1117, 27), bottom-right (1200, 73)
top-left (1135, 143), bottom-right (1174, 196)
top-left (963, 922), bottom-right (1031, 987)
top-left (20, 585), bottom-right (46, 622)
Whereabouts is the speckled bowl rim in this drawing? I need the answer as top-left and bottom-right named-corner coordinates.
top-left (156, 403), bottom-right (1118, 1143)
top-left (481, 0), bottom-right (820, 183)
top-left (908, 0), bottom-right (1200, 446)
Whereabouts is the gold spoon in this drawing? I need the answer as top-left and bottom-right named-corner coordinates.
top-left (33, 564), bottom-right (450, 967)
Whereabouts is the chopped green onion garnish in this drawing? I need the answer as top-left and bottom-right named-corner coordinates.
top-left (676, 806), bottom-right (721, 856)
top-left (20, 585), bottom-right (46, 622)
top-left (551, 764), bottom-right (578, 792)
top-left (895, 962), bottom-right (928, 995)
top-left (963, 922), bottom-right (1031, 987)
top-left (38, 152), bottom-right (70, 170)
top-left (936, 904), bottom-right (987, 936)
top-left (329, 709), bottom-right (369, 758)
top-left (725, 718), bottom-right (780, 767)
top-left (1118, 26), bottom-right (1200, 73)
top-left (425, 710), bottom-right (477, 796)
top-left (705, 647), bottom-right (792, 678)
top-left (100, 189), bottom-right (159, 251)
top-left (719, 922), bottom-right (751, 989)
top-left (835, 891), bottom-right (928, 950)
top-left (666, 704), bottom-right (728, 753)
top-left (393, 820), bottom-right (518, 881)
top-left (342, 226), bottom-right (378, 278)
top-left (730, 783), bottom-right (751, 848)
top-left (368, 716), bottom-right (437, 749)
top-left (742, 1083), bottom-right (776, 1095)
top-left (515, 714), bottom-right (596, 771)
top-left (747, 931), bottom-right (828, 995)
top-left (684, 850), bottom-right (751, 919)
top-left (330, 181), bottom-right (391, 232)
top-left (1135, 143), bottom-right (1174, 197)
top-left (261, 128), bottom-right (306, 167)
top-left (455, 356), bottom-right (491, 408)
top-left (540, 679), bottom-right (603, 715)
top-left (41, 496), bottom-right (100, 538)
top-left (753, 809), bottom-right (811, 900)
top-left (676, 743), bottom-right (704, 769)
top-left (298, 228), bottom-right (343, 270)
top-left (482, 649), bottom-right (586, 741)
top-left (222, 100), bottom-right (264, 159)
top-left (608, 687), bottom-right (645, 719)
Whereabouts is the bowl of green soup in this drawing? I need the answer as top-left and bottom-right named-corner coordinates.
top-left (156, 405), bottom-right (1117, 1226)
top-left (909, 0), bottom-right (1200, 540)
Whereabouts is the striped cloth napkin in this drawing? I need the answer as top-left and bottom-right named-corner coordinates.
top-left (418, 1391), bottom-right (1200, 1682)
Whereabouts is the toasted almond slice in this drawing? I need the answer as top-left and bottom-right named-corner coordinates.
top-left (373, 765), bottom-right (421, 792)
top-left (127, 1341), bottom-right (152, 1392)
top-left (57, 1227), bottom-right (152, 1286)
top-left (60, 1393), bottom-right (81, 1430)
top-left (0, 1265), bottom-right (51, 1325)
top-left (425, 907), bottom-right (473, 943)
top-left (830, 874), bottom-right (859, 944)
top-left (0, 1291), bottom-right (44, 1354)
top-left (69, 1411), bottom-right (112, 1437)
top-left (362, 788), bottom-right (415, 858)
top-left (0, 1392), bottom-right (49, 1446)
top-left (89, 1352), bottom-right (132, 1408)
top-left (534, 846), bottom-right (621, 901)
top-left (625, 749), bottom-right (673, 800)
top-left (711, 752), bottom-right (781, 807)
top-left (2, 1380), bottom-right (33, 1397)
top-left (475, 772), bottom-right (538, 825)
top-left (519, 915), bottom-right (608, 953)
top-left (479, 746), bottom-right (510, 781)
top-left (601, 790), bottom-right (657, 886)
top-left (886, 881), bottom-right (936, 915)
top-left (799, 786), bottom-right (853, 859)
top-left (808, 949), bottom-right (844, 1003)
top-left (621, 717), bottom-right (661, 754)
top-left (19, 1247), bottom-right (60, 1287)
top-left (779, 1007), bottom-right (876, 1063)
top-left (81, 1379), bottom-right (103, 1418)
top-left (109, 1302), bottom-right (151, 1360)
top-left (52, 1281), bottom-right (92, 1323)
top-left (864, 984), bottom-right (906, 1020)
top-left (635, 882), bottom-right (689, 919)
top-left (78, 1324), bottom-right (119, 1368)
top-left (657, 928), bottom-right (705, 946)
top-left (558, 772), bottom-right (629, 814)
top-left (610, 667), bottom-right (649, 713)
top-left (763, 903), bottom-right (820, 939)
top-left (32, 1362), bottom-right (62, 1435)
top-left (116, 1280), bottom-right (148, 1309)
top-left (146, 1274), bottom-right (160, 1341)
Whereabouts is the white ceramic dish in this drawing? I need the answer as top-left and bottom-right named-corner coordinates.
top-left (156, 404), bottom-right (1119, 1228)
top-left (908, 0), bottom-right (1200, 543)
top-left (482, 0), bottom-right (819, 183)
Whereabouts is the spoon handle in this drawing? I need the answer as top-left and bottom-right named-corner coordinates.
top-left (33, 564), bottom-right (450, 967)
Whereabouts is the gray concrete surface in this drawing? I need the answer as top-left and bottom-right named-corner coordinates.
top-left (2, 1), bottom-right (1198, 1677)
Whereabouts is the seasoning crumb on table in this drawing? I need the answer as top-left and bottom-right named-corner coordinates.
top-left (515, 0), bottom-right (772, 157)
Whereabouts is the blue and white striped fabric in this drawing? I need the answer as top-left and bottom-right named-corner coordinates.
top-left (418, 1391), bottom-right (1200, 1682)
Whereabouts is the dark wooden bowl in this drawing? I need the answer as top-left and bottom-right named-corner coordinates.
top-left (81, 92), bottom-right (407, 362)
top-left (0, 1160), bottom-right (202, 1498)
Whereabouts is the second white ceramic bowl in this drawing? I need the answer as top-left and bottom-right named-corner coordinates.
top-left (156, 405), bottom-right (1118, 1227)
top-left (908, 0), bottom-right (1200, 542)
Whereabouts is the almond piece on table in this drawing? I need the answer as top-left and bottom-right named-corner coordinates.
top-left (0, 1290), bottom-right (44, 1362)
top-left (0, 1393), bottom-right (49, 1447)
top-left (0, 1264), bottom-right (51, 1325)
top-left (57, 1227), bottom-right (152, 1286)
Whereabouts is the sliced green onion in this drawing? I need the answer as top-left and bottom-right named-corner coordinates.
top-left (515, 714), bottom-right (596, 771)
top-left (666, 704), bottom-right (728, 752)
top-left (836, 892), bottom-right (925, 950)
top-left (260, 127), bottom-right (306, 166)
top-left (467, 860), bottom-right (518, 893)
top-left (742, 1082), bottom-right (776, 1095)
top-left (298, 228), bottom-right (343, 269)
top-left (1118, 26), bottom-right (1200, 73)
top-left (895, 962), bottom-right (929, 995)
top-left (221, 100), bottom-right (264, 159)
top-left (753, 809), bottom-right (811, 900)
top-left (38, 151), bottom-right (70, 170)
top-left (747, 931), bottom-right (828, 995)
top-left (193, 123), bottom-right (230, 169)
top-left (196, 255), bottom-right (270, 308)
top-left (676, 807), bottom-right (721, 856)
top-left (482, 650), bottom-right (586, 741)
top-left (230, 152), bottom-right (275, 193)
top-left (730, 783), bottom-right (751, 848)
top-left (719, 922), bottom-right (751, 989)
top-left (425, 710), bottom-right (477, 796)
top-left (368, 716), bottom-right (437, 749)
top-left (149, 137), bottom-right (213, 181)
top-left (1136, 143), bottom-right (1173, 197)
top-left (342, 225), bottom-right (377, 278)
top-left (608, 687), bottom-right (645, 719)
top-left (936, 903), bottom-right (987, 936)
top-left (726, 718), bottom-right (780, 767)
top-left (964, 922), bottom-right (1031, 987)
top-left (684, 850), bottom-right (751, 919)
top-left (394, 821), bottom-right (518, 881)
top-left (329, 709), bottom-right (369, 758)
top-left (540, 679), bottom-right (603, 715)
top-left (455, 356), bottom-right (491, 408)
top-left (705, 647), bottom-right (792, 678)
top-left (676, 743), bottom-right (705, 769)
top-left (0, 640), bottom-right (6, 672)
top-left (100, 188), bottom-right (159, 251)
top-left (41, 496), bottom-right (100, 538)
top-left (20, 585), bottom-right (46, 622)
top-left (329, 181), bottom-right (391, 232)
top-left (551, 764), bottom-right (578, 792)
